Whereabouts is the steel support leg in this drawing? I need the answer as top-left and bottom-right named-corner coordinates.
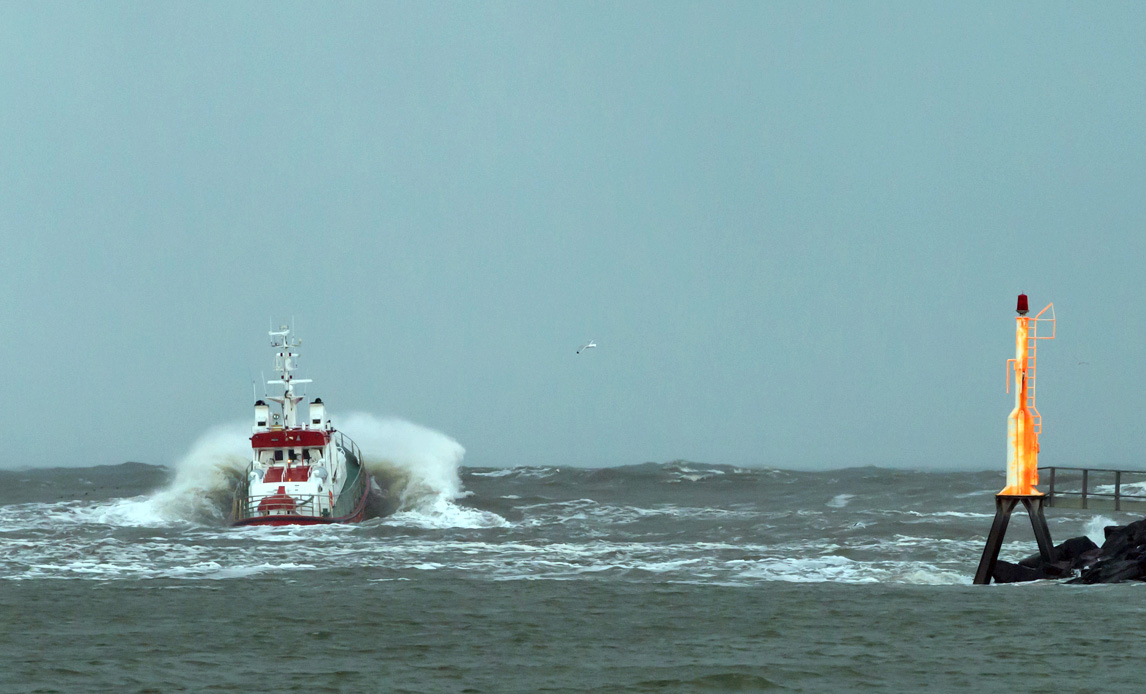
top-left (973, 495), bottom-right (1055, 585)
top-left (1022, 496), bottom-right (1056, 564)
top-left (974, 496), bottom-right (1018, 585)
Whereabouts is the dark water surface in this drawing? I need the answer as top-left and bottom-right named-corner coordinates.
top-left (1, 462), bottom-right (1142, 692)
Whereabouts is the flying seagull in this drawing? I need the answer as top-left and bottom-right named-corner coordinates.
top-left (577, 340), bottom-right (597, 355)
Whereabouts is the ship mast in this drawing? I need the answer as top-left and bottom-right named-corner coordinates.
top-left (265, 324), bottom-right (312, 428)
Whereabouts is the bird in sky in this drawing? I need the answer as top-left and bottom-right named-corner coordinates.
top-left (577, 340), bottom-right (597, 354)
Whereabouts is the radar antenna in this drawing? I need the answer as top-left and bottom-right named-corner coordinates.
top-left (263, 322), bottom-right (313, 427)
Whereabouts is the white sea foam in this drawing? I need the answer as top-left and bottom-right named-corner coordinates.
top-left (470, 469), bottom-right (516, 478)
top-left (826, 494), bottom-right (854, 508)
top-left (385, 501), bottom-right (511, 530)
top-left (893, 567), bottom-right (972, 585)
top-left (887, 510), bottom-right (994, 519)
top-left (0, 513), bottom-right (980, 584)
top-left (731, 555), bottom-right (873, 583)
top-left (1092, 480), bottom-right (1146, 496)
top-left (514, 501), bottom-right (758, 528)
top-left (479, 467), bottom-right (559, 480)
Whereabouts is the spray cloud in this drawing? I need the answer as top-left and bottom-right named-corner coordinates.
top-left (338, 413), bottom-right (466, 514)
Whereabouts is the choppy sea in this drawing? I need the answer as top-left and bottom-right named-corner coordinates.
top-left (2, 457), bottom-right (1145, 693)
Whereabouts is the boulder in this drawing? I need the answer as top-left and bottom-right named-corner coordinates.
top-left (1101, 519), bottom-right (1146, 555)
top-left (1056, 536), bottom-right (1100, 566)
top-left (1099, 527), bottom-right (1132, 558)
top-left (1010, 536), bottom-right (1099, 582)
top-left (1041, 561), bottom-right (1073, 578)
top-left (993, 560), bottom-right (1044, 583)
top-left (995, 558), bottom-right (1073, 583)
top-left (1072, 558), bottom-right (1146, 585)
top-left (1018, 536), bottom-right (1098, 569)
top-left (1076, 548), bottom-right (1101, 570)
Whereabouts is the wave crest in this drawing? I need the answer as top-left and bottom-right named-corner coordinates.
top-left (340, 413), bottom-right (503, 527)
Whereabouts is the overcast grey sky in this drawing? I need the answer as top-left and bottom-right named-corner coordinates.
top-left (2, 2), bottom-right (1144, 470)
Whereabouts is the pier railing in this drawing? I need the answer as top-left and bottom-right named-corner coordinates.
top-left (1040, 466), bottom-right (1146, 513)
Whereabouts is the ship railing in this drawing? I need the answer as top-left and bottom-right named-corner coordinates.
top-left (232, 464), bottom-right (251, 521)
top-left (233, 479), bottom-right (332, 521)
top-left (1040, 466), bottom-right (1146, 513)
top-left (238, 492), bottom-right (328, 519)
top-left (333, 433), bottom-right (368, 519)
top-left (332, 432), bottom-right (362, 467)
top-left (231, 461), bottom-right (328, 520)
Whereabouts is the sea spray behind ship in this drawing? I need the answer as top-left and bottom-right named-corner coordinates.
top-left (108, 415), bottom-right (474, 525)
top-left (153, 423), bottom-right (251, 522)
top-left (84, 423), bottom-right (251, 526)
top-left (340, 414), bottom-right (509, 528)
top-left (340, 413), bottom-right (469, 519)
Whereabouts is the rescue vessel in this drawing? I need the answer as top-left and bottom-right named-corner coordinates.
top-left (232, 325), bottom-right (370, 526)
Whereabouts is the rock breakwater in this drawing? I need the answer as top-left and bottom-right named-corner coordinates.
top-left (994, 519), bottom-right (1146, 584)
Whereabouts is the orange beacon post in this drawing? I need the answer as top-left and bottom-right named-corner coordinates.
top-left (1000, 293), bottom-right (1055, 495)
top-left (973, 294), bottom-right (1058, 584)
